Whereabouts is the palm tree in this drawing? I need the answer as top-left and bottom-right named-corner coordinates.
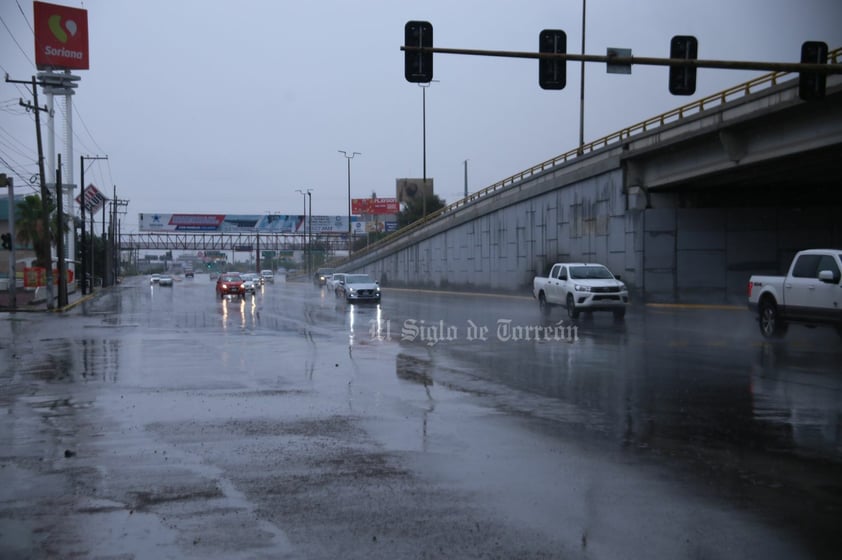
top-left (14, 193), bottom-right (66, 270)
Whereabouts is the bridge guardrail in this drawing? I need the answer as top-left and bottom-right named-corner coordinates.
top-left (350, 46), bottom-right (841, 261)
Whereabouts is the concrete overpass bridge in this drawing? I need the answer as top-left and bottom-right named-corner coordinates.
top-left (334, 49), bottom-right (842, 304)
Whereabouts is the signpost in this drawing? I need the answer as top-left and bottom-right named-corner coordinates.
top-left (75, 183), bottom-right (107, 214)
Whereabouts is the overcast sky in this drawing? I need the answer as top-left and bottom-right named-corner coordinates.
top-left (1, 0), bottom-right (840, 232)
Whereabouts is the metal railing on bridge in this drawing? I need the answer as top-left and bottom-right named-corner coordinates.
top-left (348, 46), bottom-right (841, 261)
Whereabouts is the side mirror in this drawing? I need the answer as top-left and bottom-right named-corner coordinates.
top-left (615, 274), bottom-right (622, 281)
top-left (818, 270), bottom-right (838, 283)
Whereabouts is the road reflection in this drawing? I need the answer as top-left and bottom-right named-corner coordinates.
top-left (220, 295), bottom-right (258, 331)
top-left (750, 341), bottom-right (842, 460)
top-left (347, 303), bottom-right (383, 348)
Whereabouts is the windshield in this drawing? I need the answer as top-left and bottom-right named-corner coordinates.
top-left (345, 274), bottom-right (373, 284)
top-left (569, 266), bottom-right (613, 280)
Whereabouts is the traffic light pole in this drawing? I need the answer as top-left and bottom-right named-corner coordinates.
top-left (402, 45), bottom-right (842, 75)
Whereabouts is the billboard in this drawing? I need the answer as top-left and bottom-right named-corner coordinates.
top-left (75, 184), bottom-right (107, 214)
top-left (34, 1), bottom-right (90, 70)
top-left (351, 198), bottom-right (399, 215)
top-left (351, 221), bottom-right (397, 234)
top-left (396, 178), bottom-right (434, 205)
top-left (139, 213), bottom-right (355, 234)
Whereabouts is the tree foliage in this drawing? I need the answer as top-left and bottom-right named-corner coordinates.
top-left (397, 193), bottom-right (447, 228)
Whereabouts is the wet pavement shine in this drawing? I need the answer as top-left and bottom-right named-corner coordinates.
top-left (1, 274), bottom-right (840, 559)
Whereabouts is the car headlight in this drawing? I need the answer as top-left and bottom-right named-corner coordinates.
top-left (221, 283), bottom-right (227, 289)
top-left (574, 284), bottom-right (591, 292)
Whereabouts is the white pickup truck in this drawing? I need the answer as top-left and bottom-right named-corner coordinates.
top-left (533, 262), bottom-right (629, 319)
top-left (747, 249), bottom-right (842, 338)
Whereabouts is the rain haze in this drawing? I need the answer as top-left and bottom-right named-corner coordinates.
top-left (1, 0), bottom-right (841, 231)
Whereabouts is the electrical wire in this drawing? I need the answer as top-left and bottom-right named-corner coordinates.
top-left (0, 13), bottom-right (34, 67)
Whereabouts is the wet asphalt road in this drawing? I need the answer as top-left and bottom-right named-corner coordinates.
top-left (1, 273), bottom-right (840, 559)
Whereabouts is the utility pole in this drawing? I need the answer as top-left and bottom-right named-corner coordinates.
top-left (7, 76), bottom-right (54, 309)
top-left (79, 154), bottom-right (107, 295)
top-left (113, 196), bottom-right (128, 283)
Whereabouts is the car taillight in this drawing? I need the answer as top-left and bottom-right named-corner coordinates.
top-left (747, 281), bottom-right (752, 297)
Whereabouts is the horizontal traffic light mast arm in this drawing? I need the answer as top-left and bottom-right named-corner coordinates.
top-left (401, 46), bottom-right (842, 74)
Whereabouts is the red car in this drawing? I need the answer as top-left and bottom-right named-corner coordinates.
top-left (216, 273), bottom-right (245, 299)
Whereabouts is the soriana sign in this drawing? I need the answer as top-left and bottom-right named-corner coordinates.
top-left (34, 1), bottom-right (89, 70)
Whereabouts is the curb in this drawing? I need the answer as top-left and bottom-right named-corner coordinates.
top-left (0, 292), bottom-right (96, 313)
top-left (645, 302), bottom-right (744, 311)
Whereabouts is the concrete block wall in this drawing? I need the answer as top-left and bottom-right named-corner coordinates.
top-left (643, 205), bottom-right (842, 304)
top-left (359, 168), bottom-right (643, 296)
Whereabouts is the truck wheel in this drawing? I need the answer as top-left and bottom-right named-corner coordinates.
top-left (566, 294), bottom-right (579, 320)
top-left (759, 299), bottom-right (787, 338)
top-left (539, 292), bottom-right (551, 317)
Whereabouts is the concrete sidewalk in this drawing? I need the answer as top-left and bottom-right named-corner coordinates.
top-left (0, 287), bottom-right (95, 312)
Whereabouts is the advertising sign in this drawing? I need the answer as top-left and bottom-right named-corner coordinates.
top-left (396, 178), bottom-right (434, 204)
top-left (75, 184), bottom-right (108, 214)
top-left (351, 198), bottom-right (399, 215)
top-left (24, 267), bottom-right (73, 288)
top-left (34, 1), bottom-right (90, 70)
top-left (139, 213), bottom-right (354, 234)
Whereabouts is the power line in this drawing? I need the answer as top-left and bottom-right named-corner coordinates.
top-left (15, 0), bottom-right (33, 34)
top-left (0, 13), bottom-right (34, 67)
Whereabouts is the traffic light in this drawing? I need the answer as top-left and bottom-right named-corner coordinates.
top-left (1, 233), bottom-right (11, 250)
top-left (405, 21), bottom-right (433, 83)
top-left (539, 29), bottom-right (566, 90)
top-left (669, 35), bottom-right (698, 95)
top-left (799, 41), bottom-right (828, 101)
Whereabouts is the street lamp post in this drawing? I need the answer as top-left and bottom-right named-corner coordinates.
top-left (306, 189), bottom-right (312, 276)
top-left (295, 189), bottom-right (307, 271)
top-left (579, 0), bottom-right (587, 153)
top-left (419, 80), bottom-right (439, 219)
top-left (338, 150), bottom-right (360, 254)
